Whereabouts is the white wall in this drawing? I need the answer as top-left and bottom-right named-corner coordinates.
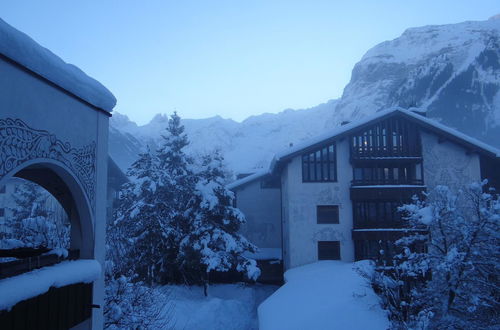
top-left (0, 57), bottom-right (109, 329)
top-left (235, 180), bottom-right (281, 249)
top-left (421, 131), bottom-right (482, 189)
top-left (282, 138), bottom-right (354, 270)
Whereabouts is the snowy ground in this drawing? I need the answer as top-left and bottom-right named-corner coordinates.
top-left (158, 283), bottom-right (278, 330)
top-left (258, 261), bottom-right (389, 330)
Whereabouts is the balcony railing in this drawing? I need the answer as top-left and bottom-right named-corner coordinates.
top-left (351, 178), bottom-right (424, 186)
top-left (0, 248), bottom-right (79, 279)
top-left (351, 146), bottom-right (422, 159)
top-left (0, 248), bottom-right (94, 330)
top-left (0, 282), bottom-right (93, 330)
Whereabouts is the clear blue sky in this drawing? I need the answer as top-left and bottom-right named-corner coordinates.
top-left (0, 1), bottom-right (498, 124)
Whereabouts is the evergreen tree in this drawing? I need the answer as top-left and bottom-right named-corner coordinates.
top-left (178, 151), bottom-right (260, 296)
top-left (155, 112), bottom-right (196, 280)
top-left (373, 182), bottom-right (500, 328)
top-left (112, 147), bottom-right (169, 284)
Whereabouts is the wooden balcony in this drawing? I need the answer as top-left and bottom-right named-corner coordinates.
top-left (0, 248), bottom-right (80, 280)
top-left (0, 282), bottom-right (92, 330)
top-left (352, 228), bottom-right (427, 241)
top-left (351, 178), bottom-right (424, 186)
top-left (350, 185), bottom-right (426, 201)
top-left (0, 248), bottom-right (94, 329)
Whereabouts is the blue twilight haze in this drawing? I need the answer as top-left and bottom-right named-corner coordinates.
top-left (0, 1), bottom-right (498, 124)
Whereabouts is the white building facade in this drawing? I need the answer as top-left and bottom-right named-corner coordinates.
top-left (0, 18), bottom-right (116, 329)
top-left (230, 109), bottom-right (500, 271)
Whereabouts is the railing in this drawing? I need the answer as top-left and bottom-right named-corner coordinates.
top-left (351, 145), bottom-right (422, 159)
top-left (0, 248), bottom-right (79, 279)
top-left (351, 179), bottom-right (424, 186)
top-left (0, 282), bottom-right (93, 330)
top-left (353, 221), bottom-right (407, 229)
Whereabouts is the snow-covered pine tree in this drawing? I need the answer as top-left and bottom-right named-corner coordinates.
top-left (178, 150), bottom-right (260, 296)
top-left (377, 182), bottom-right (500, 328)
top-left (154, 111), bottom-right (197, 281)
top-left (111, 147), bottom-right (170, 284)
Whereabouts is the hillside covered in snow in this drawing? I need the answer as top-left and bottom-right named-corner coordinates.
top-left (110, 17), bottom-right (500, 174)
top-left (109, 100), bottom-right (338, 173)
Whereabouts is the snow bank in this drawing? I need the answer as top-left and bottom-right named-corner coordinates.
top-left (160, 283), bottom-right (278, 330)
top-left (258, 261), bottom-right (389, 330)
top-left (0, 18), bottom-right (116, 112)
top-left (0, 259), bottom-right (101, 311)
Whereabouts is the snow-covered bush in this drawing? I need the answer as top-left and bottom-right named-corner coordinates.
top-left (373, 182), bottom-right (500, 329)
top-left (4, 181), bottom-right (69, 249)
top-left (104, 274), bottom-right (172, 330)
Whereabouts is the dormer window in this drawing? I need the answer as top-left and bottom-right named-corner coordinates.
top-left (302, 143), bottom-right (337, 182)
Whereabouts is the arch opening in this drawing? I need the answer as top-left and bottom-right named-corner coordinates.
top-left (0, 160), bottom-right (94, 261)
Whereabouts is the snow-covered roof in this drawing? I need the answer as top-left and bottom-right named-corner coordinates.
top-left (226, 169), bottom-right (271, 190)
top-left (0, 18), bottom-right (116, 112)
top-left (228, 107), bottom-right (500, 190)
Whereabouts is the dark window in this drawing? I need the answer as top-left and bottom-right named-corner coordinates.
top-left (318, 241), bottom-right (340, 260)
top-left (0, 186), bottom-right (5, 194)
top-left (0, 208), bottom-right (4, 217)
top-left (317, 205), bottom-right (339, 224)
top-left (302, 144), bottom-right (337, 182)
top-left (350, 118), bottom-right (421, 157)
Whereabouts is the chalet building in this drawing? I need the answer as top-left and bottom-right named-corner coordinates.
top-left (0, 18), bottom-right (116, 329)
top-left (229, 108), bottom-right (500, 271)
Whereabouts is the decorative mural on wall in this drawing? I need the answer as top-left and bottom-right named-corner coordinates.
top-left (0, 118), bottom-right (96, 208)
top-left (422, 135), bottom-right (477, 189)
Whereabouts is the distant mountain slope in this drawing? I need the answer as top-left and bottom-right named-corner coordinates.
top-left (110, 100), bottom-right (338, 173)
top-left (334, 18), bottom-right (500, 143)
top-left (110, 17), bottom-right (500, 174)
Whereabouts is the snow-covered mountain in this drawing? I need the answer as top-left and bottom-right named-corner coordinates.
top-left (109, 100), bottom-right (338, 173)
top-left (333, 17), bottom-right (500, 142)
top-left (110, 17), bottom-right (500, 174)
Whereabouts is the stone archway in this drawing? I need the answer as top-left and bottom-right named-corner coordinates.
top-left (0, 118), bottom-right (96, 258)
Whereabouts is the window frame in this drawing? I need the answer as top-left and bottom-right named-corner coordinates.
top-left (302, 143), bottom-right (337, 182)
top-left (316, 205), bottom-right (340, 224)
top-left (317, 241), bottom-right (341, 260)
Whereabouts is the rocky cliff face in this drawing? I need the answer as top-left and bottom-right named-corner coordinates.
top-left (110, 18), bottom-right (500, 173)
top-left (334, 18), bottom-right (500, 144)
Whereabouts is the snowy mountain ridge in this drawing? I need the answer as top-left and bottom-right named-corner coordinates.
top-left (110, 17), bottom-right (500, 174)
top-left (334, 18), bottom-right (500, 140)
top-left (110, 100), bottom-right (339, 173)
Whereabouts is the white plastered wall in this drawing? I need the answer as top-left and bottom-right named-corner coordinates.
top-left (0, 57), bottom-right (108, 329)
top-left (235, 180), bottom-right (281, 249)
top-left (421, 131), bottom-right (482, 190)
top-left (281, 138), bottom-right (354, 270)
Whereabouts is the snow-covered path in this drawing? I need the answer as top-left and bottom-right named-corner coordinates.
top-left (258, 261), bottom-right (389, 330)
top-left (159, 283), bottom-right (278, 330)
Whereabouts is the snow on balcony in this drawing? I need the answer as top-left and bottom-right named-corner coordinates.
top-left (0, 259), bottom-right (101, 311)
